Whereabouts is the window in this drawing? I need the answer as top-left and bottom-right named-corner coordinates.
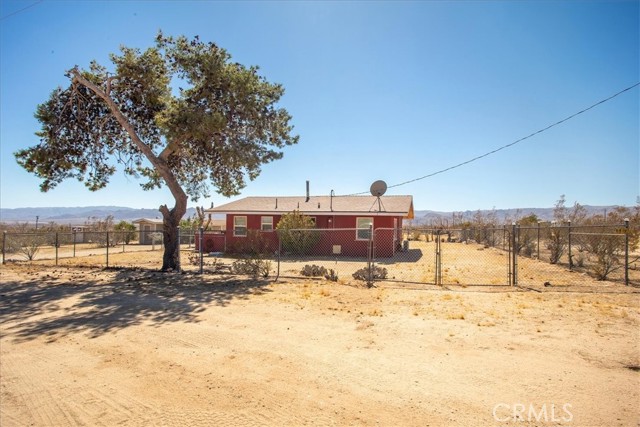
top-left (261, 216), bottom-right (273, 232)
top-left (234, 216), bottom-right (247, 237)
top-left (356, 217), bottom-right (373, 240)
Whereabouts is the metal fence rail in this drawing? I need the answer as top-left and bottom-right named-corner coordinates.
top-left (2, 222), bottom-right (638, 287)
top-left (1, 229), bottom-right (195, 267)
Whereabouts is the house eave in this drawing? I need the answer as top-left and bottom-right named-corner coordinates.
top-left (207, 210), bottom-right (410, 217)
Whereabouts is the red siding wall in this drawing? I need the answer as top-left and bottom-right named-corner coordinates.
top-left (217, 214), bottom-right (403, 258)
top-left (194, 231), bottom-right (226, 253)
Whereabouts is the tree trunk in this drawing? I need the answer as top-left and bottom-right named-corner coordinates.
top-left (160, 200), bottom-right (187, 272)
top-left (70, 70), bottom-right (189, 272)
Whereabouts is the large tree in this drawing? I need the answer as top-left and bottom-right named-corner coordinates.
top-left (15, 33), bottom-right (298, 271)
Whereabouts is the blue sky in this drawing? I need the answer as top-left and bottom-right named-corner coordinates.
top-left (1, 0), bottom-right (638, 212)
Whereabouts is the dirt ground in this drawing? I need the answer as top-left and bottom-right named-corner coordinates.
top-left (1, 250), bottom-right (639, 426)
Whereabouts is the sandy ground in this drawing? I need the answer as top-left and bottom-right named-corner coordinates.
top-left (1, 251), bottom-right (639, 427)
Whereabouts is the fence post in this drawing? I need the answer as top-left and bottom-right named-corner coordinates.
top-left (122, 230), bottom-right (125, 253)
top-left (55, 232), bottom-right (59, 266)
top-left (511, 223), bottom-right (517, 286)
top-left (435, 230), bottom-right (442, 286)
top-left (199, 226), bottom-right (204, 274)
top-left (275, 232), bottom-right (281, 281)
top-left (624, 218), bottom-right (629, 286)
top-left (106, 231), bottom-right (109, 268)
top-left (537, 221), bottom-right (541, 260)
top-left (2, 231), bottom-right (6, 265)
top-left (73, 229), bottom-right (77, 257)
top-left (568, 220), bottom-right (573, 271)
top-left (177, 226), bottom-right (181, 273)
top-left (367, 225), bottom-right (373, 287)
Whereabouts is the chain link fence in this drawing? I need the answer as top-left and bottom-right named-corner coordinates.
top-left (1, 229), bottom-right (196, 266)
top-left (3, 223), bottom-right (638, 287)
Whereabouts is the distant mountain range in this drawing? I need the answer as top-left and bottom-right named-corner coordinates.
top-left (0, 204), bottom-right (624, 225)
top-left (0, 206), bottom-right (197, 225)
top-left (413, 205), bottom-right (620, 224)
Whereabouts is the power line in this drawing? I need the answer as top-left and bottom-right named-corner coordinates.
top-left (0, 1), bottom-right (44, 21)
top-left (346, 82), bottom-right (640, 196)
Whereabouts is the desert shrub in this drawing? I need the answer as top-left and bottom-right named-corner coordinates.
top-left (352, 266), bottom-right (388, 282)
top-left (516, 227), bottom-right (536, 257)
top-left (276, 210), bottom-right (320, 255)
top-left (84, 215), bottom-right (117, 247)
top-left (324, 269), bottom-right (339, 282)
top-left (114, 221), bottom-right (137, 244)
top-left (582, 233), bottom-right (625, 280)
top-left (188, 252), bottom-right (201, 266)
top-left (14, 234), bottom-right (47, 260)
top-left (301, 264), bottom-right (327, 277)
top-left (232, 230), bottom-right (273, 255)
top-left (407, 230), bottom-right (422, 241)
top-left (546, 226), bottom-right (567, 264)
top-left (231, 257), bottom-right (271, 279)
top-left (574, 251), bottom-right (586, 268)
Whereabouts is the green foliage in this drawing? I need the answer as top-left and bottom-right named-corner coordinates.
top-left (16, 34), bottom-right (298, 199)
top-left (276, 210), bottom-right (319, 255)
top-left (518, 214), bottom-right (539, 225)
top-left (180, 217), bottom-right (194, 230)
top-left (14, 32), bottom-right (298, 271)
top-left (114, 220), bottom-right (137, 244)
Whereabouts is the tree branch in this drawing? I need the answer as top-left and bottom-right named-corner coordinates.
top-left (69, 68), bottom-right (187, 212)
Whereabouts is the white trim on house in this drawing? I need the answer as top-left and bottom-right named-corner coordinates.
top-left (356, 217), bottom-right (373, 241)
top-left (233, 216), bottom-right (247, 237)
top-left (261, 216), bottom-right (273, 232)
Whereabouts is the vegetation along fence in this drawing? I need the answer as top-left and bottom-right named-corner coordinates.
top-left (187, 222), bottom-right (637, 287)
top-left (1, 229), bottom-right (195, 266)
top-left (2, 222), bottom-right (638, 287)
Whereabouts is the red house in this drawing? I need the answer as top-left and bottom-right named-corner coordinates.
top-left (203, 194), bottom-right (414, 258)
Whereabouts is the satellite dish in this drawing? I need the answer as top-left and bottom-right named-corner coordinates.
top-left (370, 180), bottom-right (387, 197)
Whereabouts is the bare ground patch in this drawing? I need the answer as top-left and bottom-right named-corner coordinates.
top-left (1, 257), bottom-right (639, 426)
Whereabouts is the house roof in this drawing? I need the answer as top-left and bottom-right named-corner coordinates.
top-left (132, 218), bottom-right (164, 224)
top-left (132, 218), bottom-right (226, 229)
top-left (207, 195), bottom-right (414, 219)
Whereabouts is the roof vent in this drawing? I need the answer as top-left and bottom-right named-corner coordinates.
top-left (306, 180), bottom-right (310, 202)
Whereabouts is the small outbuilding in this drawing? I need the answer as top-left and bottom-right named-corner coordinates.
top-left (132, 218), bottom-right (164, 245)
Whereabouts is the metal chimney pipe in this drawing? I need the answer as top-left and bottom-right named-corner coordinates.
top-left (306, 180), bottom-right (310, 202)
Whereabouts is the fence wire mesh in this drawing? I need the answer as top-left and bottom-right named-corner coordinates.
top-left (0, 230), bottom-right (196, 267)
top-left (2, 223), bottom-right (638, 287)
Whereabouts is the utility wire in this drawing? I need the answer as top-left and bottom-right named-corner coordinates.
top-left (346, 82), bottom-right (640, 196)
top-left (0, 0), bottom-right (43, 21)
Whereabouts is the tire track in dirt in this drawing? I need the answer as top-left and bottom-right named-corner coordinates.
top-left (1, 351), bottom-right (77, 426)
top-left (1, 334), bottom-right (160, 426)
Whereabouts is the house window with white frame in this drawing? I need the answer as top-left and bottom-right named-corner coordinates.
top-left (261, 216), bottom-right (273, 232)
top-left (234, 216), bottom-right (247, 237)
top-left (356, 217), bottom-right (373, 240)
